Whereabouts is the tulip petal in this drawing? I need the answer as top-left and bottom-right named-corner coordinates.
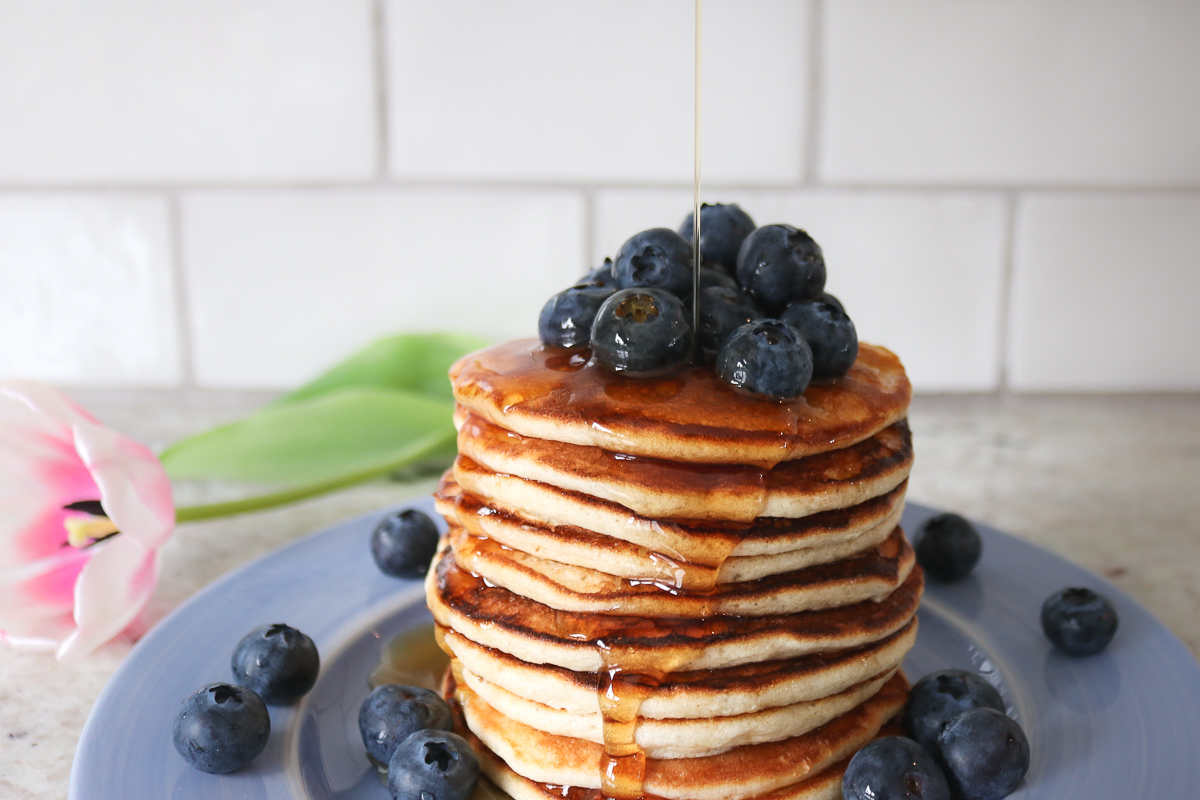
top-left (0, 548), bottom-right (89, 621)
top-left (0, 380), bottom-right (98, 433)
top-left (56, 537), bottom-right (158, 662)
top-left (2, 627), bottom-right (71, 653)
top-left (73, 420), bottom-right (175, 549)
top-left (0, 396), bottom-right (99, 564)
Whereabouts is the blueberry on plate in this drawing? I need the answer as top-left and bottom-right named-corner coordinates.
top-left (735, 224), bottom-right (826, 312)
top-left (580, 257), bottom-right (614, 286)
top-left (612, 228), bottom-right (694, 298)
top-left (715, 320), bottom-right (813, 400)
top-left (843, 735), bottom-right (951, 800)
top-left (539, 282), bottom-right (616, 350)
top-left (1041, 587), bottom-right (1119, 656)
top-left (231, 623), bottom-right (320, 705)
top-left (913, 512), bottom-right (983, 583)
top-left (371, 508), bottom-right (440, 578)
top-left (936, 708), bottom-right (1030, 800)
top-left (590, 288), bottom-right (692, 374)
top-left (679, 202), bottom-right (756, 272)
top-left (904, 669), bottom-right (1006, 752)
top-left (698, 286), bottom-right (762, 354)
top-left (359, 684), bottom-right (454, 766)
top-left (173, 683), bottom-right (270, 774)
top-left (387, 729), bottom-right (480, 800)
top-left (780, 299), bottom-right (858, 378)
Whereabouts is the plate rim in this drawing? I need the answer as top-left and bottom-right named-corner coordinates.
top-left (70, 500), bottom-right (1200, 799)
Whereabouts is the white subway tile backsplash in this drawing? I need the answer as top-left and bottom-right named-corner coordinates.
top-left (385, 0), bottom-right (810, 185)
top-left (0, 0), bottom-right (376, 184)
top-left (182, 189), bottom-right (586, 389)
top-left (821, 0), bottom-right (1200, 187)
top-left (1010, 194), bottom-right (1200, 391)
top-left (0, 194), bottom-right (180, 386)
top-left (594, 190), bottom-right (1008, 391)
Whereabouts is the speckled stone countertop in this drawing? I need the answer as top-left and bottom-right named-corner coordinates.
top-left (2, 391), bottom-right (1199, 799)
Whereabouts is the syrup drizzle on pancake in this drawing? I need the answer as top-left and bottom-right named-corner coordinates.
top-left (450, 339), bottom-right (911, 467)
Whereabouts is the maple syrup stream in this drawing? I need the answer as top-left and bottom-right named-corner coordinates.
top-left (599, 4), bottom-right (707, 796)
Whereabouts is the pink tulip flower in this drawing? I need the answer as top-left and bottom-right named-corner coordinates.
top-left (0, 381), bottom-right (174, 661)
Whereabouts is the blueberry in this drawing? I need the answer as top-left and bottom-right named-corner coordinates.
top-left (936, 708), bottom-right (1030, 800)
top-left (231, 623), bottom-right (320, 705)
top-left (913, 513), bottom-right (983, 583)
top-left (539, 282), bottom-right (616, 350)
top-left (612, 228), bottom-right (694, 298)
top-left (590, 288), bottom-right (692, 374)
top-left (698, 286), bottom-right (762, 354)
top-left (843, 736), bottom-right (951, 800)
top-left (679, 202), bottom-right (756, 271)
top-left (779, 300), bottom-right (858, 378)
top-left (387, 730), bottom-right (479, 800)
top-left (359, 684), bottom-right (454, 766)
top-left (1041, 587), bottom-right (1119, 656)
top-left (736, 224), bottom-right (827, 312)
top-left (715, 320), bottom-right (813, 399)
top-left (819, 291), bottom-right (845, 314)
top-left (580, 257), bottom-right (614, 286)
top-left (173, 683), bottom-right (270, 774)
top-left (371, 508), bottom-right (440, 578)
top-left (904, 670), bottom-right (1006, 753)
top-left (698, 266), bottom-right (738, 291)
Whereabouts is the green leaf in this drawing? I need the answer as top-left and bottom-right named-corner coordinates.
top-left (161, 388), bottom-right (457, 484)
top-left (277, 332), bottom-right (488, 406)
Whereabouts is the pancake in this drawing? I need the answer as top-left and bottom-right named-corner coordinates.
top-left (457, 658), bottom-right (899, 758)
top-left (428, 550), bottom-right (924, 672)
top-left (479, 751), bottom-right (846, 800)
top-left (446, 527), bottom-right (916, 618)
top-left (446, 463), bottom-right (909, 563)
top-left (437, 477), bottom-right (905, 587)
top-left (450, 339), bottom-right (911, 466)
top-left (439, 619), bottom-right (918, 719)
top-left (450, 668), bottom-right (909, 800)
top-left (455, 414), bottom-right (913, 522)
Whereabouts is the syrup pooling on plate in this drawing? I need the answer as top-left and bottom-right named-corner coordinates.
top-left (370, 622), bottom-right (451, 692)
top-left (450, 340), bottom-right (912, 466)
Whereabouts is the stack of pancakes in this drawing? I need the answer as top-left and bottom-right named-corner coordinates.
top-left (427, 339), bottom-right (920, 800)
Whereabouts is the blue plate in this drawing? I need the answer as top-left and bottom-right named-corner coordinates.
top-left (71, 501), bottom-right (1200, 799)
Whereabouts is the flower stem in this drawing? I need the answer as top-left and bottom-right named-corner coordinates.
top-left (172, 431), bottom-right (454, 523)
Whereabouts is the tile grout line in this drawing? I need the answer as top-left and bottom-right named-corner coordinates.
top-left (1, 181), bottom-right (1198, 195)
top-left (802, 0), bottom-right (825, 187)
top-left (371, 0), bottom-right (391, 181)
top-left (166, 192), bottom-right (197, 390)
top-left (995, 191), bottom-right (1020, 396)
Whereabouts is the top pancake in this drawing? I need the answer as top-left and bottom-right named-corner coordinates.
top-left (451, 339), bottom-right (911, 466)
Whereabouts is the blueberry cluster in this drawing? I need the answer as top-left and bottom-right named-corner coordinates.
top-left (844, 670), bottom-right (1030, 800)
top-left (173, 623), bottom-right (320, 774)
top-left (358, 684), bottom-right (480, 800)
top-left (538, 203), bottom-right (858, 398)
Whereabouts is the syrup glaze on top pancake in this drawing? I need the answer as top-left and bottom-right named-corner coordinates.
top-left (451, 339), bottom-right (911, 466)
top-left (455, 414), bottom-right (913, 522)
